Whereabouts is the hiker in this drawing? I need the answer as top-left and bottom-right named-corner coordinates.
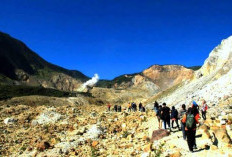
top-left (139, 102), bottom-right (143, 111)
top-left (114, 105), bottom-right (118, 112)
top-left (182, 106), bottom-right (200, 152)
top-left (132, 103), bottom-right (137, 112)
top-left (128, 103), bottom-right (132, 112)
top-left (171, 106), bottom-right (180, 129)
top-left (107, 103), bottom-right (111, 111)
top-left (192, 101), bottom-right (199, 114)
top-left (154, 101), bottom-right (159, 115)
top-left (156, 105), bottom-right (163, 129)
top-left (117, 105), bottom-right (122, 112)
top-left (179, 104), bottom-right (187, 140)
top-left (161, 103), bottom-right (171, 131)
top-left (142, 106), bottom-right (146, 112)
top-left (201, 100), bottom-right (208, 120)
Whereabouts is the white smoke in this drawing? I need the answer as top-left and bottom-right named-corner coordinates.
top-left (78, 74), bottom-right (99, 92)
top-left (83, 73), bottom-right (99, 87)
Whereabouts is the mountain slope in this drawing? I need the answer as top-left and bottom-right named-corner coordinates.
top-left (0, 32), bottom-right (89, 91)
top-left (146, 35), bottom-right (232, 108)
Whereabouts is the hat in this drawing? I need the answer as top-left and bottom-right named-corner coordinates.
top-left (192, 101), bottom-right (198, 106)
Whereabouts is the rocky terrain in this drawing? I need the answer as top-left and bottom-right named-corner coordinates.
top-left (0, 32), bottom-right (232, 156)
top-left (1, 96), bottom-right (231, 156)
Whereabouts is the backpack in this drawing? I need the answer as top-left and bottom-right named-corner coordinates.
top-left (179, 109), bottom-right (186, 120)
top-left (186, 114), bottom-right (195, 129)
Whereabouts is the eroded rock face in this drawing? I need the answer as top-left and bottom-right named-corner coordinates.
top-left (199, 36), bottom-right (232, 77)
top-left (143, 65), bottom-right (194, 90)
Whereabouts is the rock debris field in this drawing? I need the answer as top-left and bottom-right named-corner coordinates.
top-left (0, 96), bottom-right (232, 157)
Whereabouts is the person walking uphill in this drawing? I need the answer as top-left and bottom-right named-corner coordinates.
top-left (179, 104), bottom-right (187, 140)
top-left (201, 100), bottom-right (208, 120)
top-left (107, 103), bottom-right (111, 111)
top-left (171, 106), bottom-right (180, 129)
top-left (114, 105), bottom-right (118, 112)
top-left (161, 103), bottom-right (171, 131)
top-left (182, 107), bottom-right (200, 152)
top-left (154, 101), bottom-right (159, 115)
top-left (139, 102), bottom-right (143, 112)
top-left (128, 103), bottom-right (132, 112)
top-left (156, 105), bottom-right (163, 129)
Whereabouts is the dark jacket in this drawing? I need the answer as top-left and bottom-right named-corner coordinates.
top-left (171, 109), bottom-right (178, 119)
top-left (161, 107), bottom-right (170, 120)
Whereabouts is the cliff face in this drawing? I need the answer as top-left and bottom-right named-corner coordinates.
top-left (197, 36), bottom-right (232, 78)
top-left (142, 65), bottom-right (194, 91)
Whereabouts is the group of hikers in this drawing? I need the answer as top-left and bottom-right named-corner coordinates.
top-left (154, 99), bottom-right (208, 152)
top-left (128, 102), bottom-right (146, 112)
top-left (106, 99), bottom-right (208, 153)
top-left (107, 102), bottom-right (146, 112)
top-left (107, 104), bottom-right (122, 112)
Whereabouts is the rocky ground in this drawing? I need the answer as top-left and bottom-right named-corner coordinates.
top-left (1, 96), bottom-right (231, 156)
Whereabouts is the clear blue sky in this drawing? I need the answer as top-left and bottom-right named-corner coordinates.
top-left (1, 0), bottom-right (232, 79)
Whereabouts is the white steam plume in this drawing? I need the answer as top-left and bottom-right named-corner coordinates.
top-left (78, 74), bottom-right (99, 92)
top-left (83, 74), bottom-right (99, 87)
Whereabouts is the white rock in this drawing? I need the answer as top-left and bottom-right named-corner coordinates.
top-left (141, 152), bottom-right (149, 157)
top-left (4, 117), bottom-right (16, 125)
top-left (34, 110), bottom-right (62, 125)
top-left (85, 125), bottom-right (103, 139)
top-left (220, 119), bottom-right (226, 125)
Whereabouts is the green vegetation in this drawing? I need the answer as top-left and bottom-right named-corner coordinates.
top-left (97, 73), bottom-right (141, 88)
top-left (91, 146), bottom-right (98, 157)
top-left (122, 131), bottom-right (130, 138)
top-left (0, 85), bottom-right (72, 100)
top-left (187, 66), bottom-right (201, 71)
top-left (152, 143), bottom-right (165, 157)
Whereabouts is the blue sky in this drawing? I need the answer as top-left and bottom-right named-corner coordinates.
top-left (1, 0), bottom-right (232, 79)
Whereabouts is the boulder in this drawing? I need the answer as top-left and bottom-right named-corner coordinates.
top-left (4, 117), bottom-right (17, 125)
top-left (214, 128), bottom-right (232, 148)
top-left (150, 129), bottom-right (170, 142)
top-left (36, 141), bottom-right (50, 151)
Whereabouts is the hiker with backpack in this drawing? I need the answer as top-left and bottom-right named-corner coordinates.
top-left (171, 106), bottom-right (180, 129)
top-left (201, 100), bottom-right (208, 120)
top-left (179, 104), bottom-right (187, 140)
top-left (161, 103), bottom-right (171, 131)
top-left (182, 105), bottom-right (200, 152)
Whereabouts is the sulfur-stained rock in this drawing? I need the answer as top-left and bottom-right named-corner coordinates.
top-left (169, 151), bottom-right (181, 157)
top-left (210, 145), bottom-right (218, 150)
top-left (92, 141), bottom-right (99, 147)
top-left (143, 143), bottom-right (152, 152)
